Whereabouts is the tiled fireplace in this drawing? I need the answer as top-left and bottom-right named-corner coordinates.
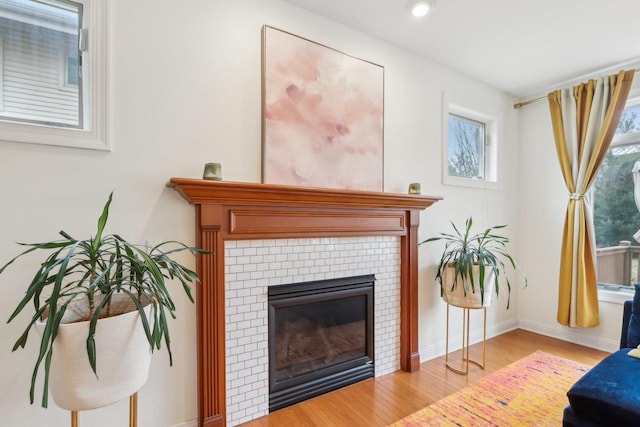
top-left (224, 237), bottom-right (401, 425)
top-left (169, 178), bottom-right (440, 427)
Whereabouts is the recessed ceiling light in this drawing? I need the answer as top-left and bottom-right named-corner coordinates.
top-left (409, 0), bottom-right (431, 17)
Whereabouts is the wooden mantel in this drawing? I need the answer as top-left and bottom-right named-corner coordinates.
top-left (168, 178), bottom-right (441, 427)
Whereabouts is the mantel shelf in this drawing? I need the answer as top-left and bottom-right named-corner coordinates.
top-left (168, 178), bottom-right (442, 210)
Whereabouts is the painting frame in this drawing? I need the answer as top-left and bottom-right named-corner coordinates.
top-left (261, 25), bottom-right (385, 191)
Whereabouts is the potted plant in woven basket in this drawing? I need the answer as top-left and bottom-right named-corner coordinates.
top-left (0, 193), bottom-right (207, 410)
top-left (421, 217), bottom-right (526, 309)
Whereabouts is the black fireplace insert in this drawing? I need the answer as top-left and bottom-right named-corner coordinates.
top-left (268, 274), bottom-right (375, 412)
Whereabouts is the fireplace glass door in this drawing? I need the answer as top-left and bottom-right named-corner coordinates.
top-left (268, 275), bottom-right (374, 411)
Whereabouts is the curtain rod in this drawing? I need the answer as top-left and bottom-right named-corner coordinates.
top-left (513, 68), bottom-right (640, 110)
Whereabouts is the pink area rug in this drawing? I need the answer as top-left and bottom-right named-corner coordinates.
top-left (391, 351), bottom-right (592, 426)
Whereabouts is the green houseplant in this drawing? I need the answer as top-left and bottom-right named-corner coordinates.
top-left (421, 217), bottom-right (526, 309)
top-left (0, 193), bottom-right (207, 409)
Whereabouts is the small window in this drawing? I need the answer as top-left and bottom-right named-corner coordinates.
top-left (594, 98), bottom-right (640, 291)
top-left (0, 0), bottom-right (108, 150)
top-left (442, 100), bottom-right (499, 188)
top-left (447, 114), bottom-right (485, 179)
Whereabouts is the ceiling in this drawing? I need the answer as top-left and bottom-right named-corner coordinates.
top-left (283, 0), bottom-right (640, 98)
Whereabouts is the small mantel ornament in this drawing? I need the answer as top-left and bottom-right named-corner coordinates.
top-left (203, 163), bottom-right (222, 180)
top-left (408, 183), bottom-right (421, 194)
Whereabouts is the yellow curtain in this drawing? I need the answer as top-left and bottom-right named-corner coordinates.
top-left (548, 69), bottom-right (635, 327)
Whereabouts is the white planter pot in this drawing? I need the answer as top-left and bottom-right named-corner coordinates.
top-left (36, 298), bottom-right (153, 411)
top-left (441, 264), bottom-right (495, 308)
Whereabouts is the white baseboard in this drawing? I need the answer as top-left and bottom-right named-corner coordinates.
top-left (419, 318), bottom-right (518, 362)
top-left (518, 318), bottom-right (619, 353)
top-left (171, 420), bottom-right (197, 427)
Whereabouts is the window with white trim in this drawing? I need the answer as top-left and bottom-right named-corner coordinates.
top-left (0, 0), bottom-right (108, 150)
top-left (442, 101), bottom-right (499, 188)
top-left (594, 97), bottom-right (640, 291)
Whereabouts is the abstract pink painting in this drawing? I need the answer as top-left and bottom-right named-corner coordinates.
top-left (262, 26), bottom-right (384, 191)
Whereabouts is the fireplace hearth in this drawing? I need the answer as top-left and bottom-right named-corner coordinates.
top-left (268, 275), bottom-right (375, 412)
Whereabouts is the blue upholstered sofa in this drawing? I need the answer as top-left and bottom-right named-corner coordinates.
top-left (563, 288), bottom-right (640, 426)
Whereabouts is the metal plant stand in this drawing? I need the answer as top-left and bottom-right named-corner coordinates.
top-left (445, 303), bottom-right (486, 375)
top-left (70, 392), bottom-right (138, 427)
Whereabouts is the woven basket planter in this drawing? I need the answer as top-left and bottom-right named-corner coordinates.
top-left (36, 296), bottom-right (152, 411)
top-left (441, 264), bottom-right (495, 308)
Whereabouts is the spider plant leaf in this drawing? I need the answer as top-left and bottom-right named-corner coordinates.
top-left (11, 306), bottom-right (48, 352)
top-left (420, 236), bottom-right (441, 244)
top-left (29, 309), bottom-right (56, 405)
top-left (86, 335), bottom-right (97, 377)
top-left (40, 348), bottom-right (54, 407)
top-left (8, 258), bottom-right (62, 322)
top-left (86, 289), bottom-right (114, 376)
top-left (122, 289), bottom-right (153, 344)
top-left (158, 306), bottom-right (173, 366)
top-left (92, 192), bottom-right (113, 253)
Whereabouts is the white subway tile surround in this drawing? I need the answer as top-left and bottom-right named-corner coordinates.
top-left (224, 236), bottom-right (401, 426)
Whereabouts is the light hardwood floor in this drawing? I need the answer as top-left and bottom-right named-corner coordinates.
top-left (241, 329), bottom-right (609, 426)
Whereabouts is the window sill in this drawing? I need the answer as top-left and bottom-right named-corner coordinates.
top-left (598, 286), bottom-right (634, 304)
top-left (442, 175), bottom-right (502, 190)
top-left (0, 119), bottom-right (109, 151)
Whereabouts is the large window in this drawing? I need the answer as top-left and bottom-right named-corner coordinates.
top-left (594, 98), bottom-right (640, 290)
top-left (442, 100), bottom-right (499, 188)
top-left (0, 0), bottom-right (107, 150)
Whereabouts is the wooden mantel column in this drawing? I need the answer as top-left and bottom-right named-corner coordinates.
top-left (168, 178), bottom-right (441, 427)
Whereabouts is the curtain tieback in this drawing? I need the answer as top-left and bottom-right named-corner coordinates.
top-left (569, 193), bottom-right (584, 200)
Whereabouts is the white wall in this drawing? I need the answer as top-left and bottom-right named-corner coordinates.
top-left (516, 77), bottom-right (640, 352)
top-left (0, 0), bottom-right (519, 425)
